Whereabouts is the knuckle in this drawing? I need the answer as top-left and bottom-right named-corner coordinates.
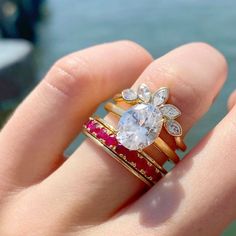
top-left (143, 63), bottom-right (201, 119)
top-left (118, 40), bottom-right (144, 51)
top-left (117, 40), bottom-right (153, 62)
top-left (171, 71), bottom-right (202, 118)
top-left (188, 41), bottom-right (217, 51)
top-left (187, 42), bottom-right (228, 81)
top-left (45, 54), bottom-right (94, 97)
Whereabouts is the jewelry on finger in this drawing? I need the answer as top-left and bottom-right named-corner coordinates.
top-left (83, 118), bottom-right (164, 187)
top-left (83, 83), bottom-right (187, 186)
top-left (104, 102), bottom-right (180, 164)
top-left (95, 116), bottom-right (168, 175)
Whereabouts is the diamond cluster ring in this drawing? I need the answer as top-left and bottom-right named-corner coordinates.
top-left (83, 83), bottom-right (187, 187)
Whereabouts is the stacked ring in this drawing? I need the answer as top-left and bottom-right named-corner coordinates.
top-left (83, 83), bottom-right (187, 187)
top-left (83, 117), bottom-right (164, 186)
top-left (104, 102), bottom-right (180, 164)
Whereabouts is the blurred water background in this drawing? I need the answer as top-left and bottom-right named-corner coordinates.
top-left (1, 0), bottom-right (236, 235)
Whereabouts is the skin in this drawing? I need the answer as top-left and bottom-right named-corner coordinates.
top-left (0, 41), bottom-right (234, 236)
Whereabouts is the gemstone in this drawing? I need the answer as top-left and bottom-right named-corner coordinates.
top-left (86, 119), bottom-right (94, 129)
top-left (145, 165), bottom-right (156, 177)
top-left (96, 128), bottom-right (109, 140)
top-left (152, 87), bottom-right (169, 107)
top-left (135, 157), bottom-right (147, 170)
top-left (137, 83), bottom-right (151, 102)
top-left (87, 120), bottom-right (100, 133)
top-left (165, 119), bottom-right (182, 136)
top-left (152, 175), bottom-right (161, 182)
top-left (116, 144), bottom-right (129, 156)
top-left (117, 103), bottom-right (163, 150)
top-left (160, 104), bottom-right (181, 119)
top-left (150, 171), bottom-right (161, 182)
top-left (126, 150), bottom-right (139, 163)
top-left (105, 135), bottom-right (118, 146)
top-left (122, 89), bottom-right (138, 101)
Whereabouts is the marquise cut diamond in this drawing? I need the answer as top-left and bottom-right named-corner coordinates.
top-left (160, 104), bottom-right (181, 119)
top-left (117, 103), bottom-right (163, 150)
top-left (152, 88), bottom-right (169, 106)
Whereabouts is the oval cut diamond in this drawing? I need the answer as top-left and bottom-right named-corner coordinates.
top-left (117, 104), bottom-right (163, 150)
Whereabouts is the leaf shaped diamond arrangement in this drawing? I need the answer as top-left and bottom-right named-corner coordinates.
top-left (120, 84), bottom-right (183, 137)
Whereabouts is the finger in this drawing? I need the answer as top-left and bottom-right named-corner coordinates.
top-left (0, 41), bottom-right (152, 188)
top-left (228, 90), bottom-right (236, 110)
top-left (35, 42), bottom-right (227, 228)
top-left (109, 91), bottom-right (236, 236)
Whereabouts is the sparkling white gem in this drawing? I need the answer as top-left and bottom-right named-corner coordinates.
top-left (118, 84), bottom-right (182, 150)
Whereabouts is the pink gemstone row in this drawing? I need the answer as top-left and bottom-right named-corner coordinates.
top-left (85, 119), bottom-right (161, 183)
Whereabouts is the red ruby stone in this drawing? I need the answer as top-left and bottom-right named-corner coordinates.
top-left (96, 128), bottom-right (109, 140)
top-left (86, 119), bottom-right (94, 129)
top-left (105, 135), bottom-right (118, 146)
top-left (152, 172), bottom-right (162, 182)
top-left (116, 145), bottom-right (138, 163)
top-left (115, 144), bottom-right (129, 156)
top-left (145, 165), bottom-right (156, 178)
top-left (88, 121), bottom-right (100, 134)
top-left (125, 150), bottom-right (139, 163)
top-left (136, 157), bottom-right (148, 170)
top-left (145, 165), bottom-right (161, 182)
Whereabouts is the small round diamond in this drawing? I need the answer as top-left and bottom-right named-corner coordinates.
top-left (117, 103), bottom-right (163, 150)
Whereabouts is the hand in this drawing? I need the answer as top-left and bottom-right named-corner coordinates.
top-left (0, 41), bottom-right (233, 236)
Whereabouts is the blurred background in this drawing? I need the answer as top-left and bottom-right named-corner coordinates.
top-left (0, 0), bottom-right (235, 234)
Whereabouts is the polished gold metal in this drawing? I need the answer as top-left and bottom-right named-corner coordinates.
top-left (104, 102), bottom-right (181, 164)
top-left (113, 93), bottom-right (141, 105)
top-left (95, 116), bottom-right (168, 175)
top-left (154, 138), bottom-right (179, 164)
top-left (175, 136), bottom-right (187, 151)
top-left (105, 102), bottom-right (124, 116)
